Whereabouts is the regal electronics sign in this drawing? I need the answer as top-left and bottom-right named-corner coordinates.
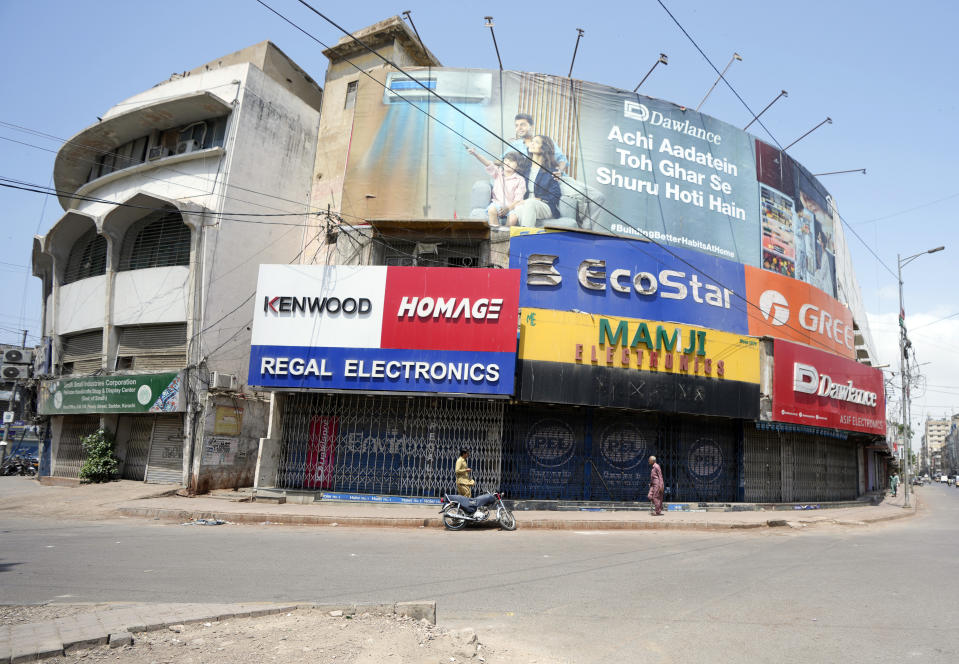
top-left (771, 339), bottom-right (885, 435)
top-left (248, 265), bottom-right (520, 395)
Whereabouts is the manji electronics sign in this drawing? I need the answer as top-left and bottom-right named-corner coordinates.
top-left (771, 339), bottom-right (885, 435)
top-left (248, 265), bottom-right (520, 395)
top-left (517, 308), bottom-right (760, 419)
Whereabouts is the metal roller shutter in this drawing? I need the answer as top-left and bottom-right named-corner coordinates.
top-left (60, 330), bottom-right (103, 374)
top-left (119, 415), bottom-right (152, 481)
top-left (53, 415), bottom-right (100, 478)
top-left (117, 324), bottom-right (187, 370)
top-left (145, 414), bottom-right (185, 484)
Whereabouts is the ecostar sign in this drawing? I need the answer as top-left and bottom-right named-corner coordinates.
top-left (248, 265), bottom-right (520, 395)
top-left (771, 339), bottom-right (884, 435)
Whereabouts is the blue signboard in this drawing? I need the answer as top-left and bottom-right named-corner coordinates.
top-left (509, 232), bottom-right (749, 334)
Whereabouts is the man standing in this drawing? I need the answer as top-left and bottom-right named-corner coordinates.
top-left (647, 455), bottom-right (664, 516)
top-left (889, 472), bottom-right (900, 497)
top-left (506, 113), bottom-right (568, 176)
top-left (455, 448), bottom-right (474, 497)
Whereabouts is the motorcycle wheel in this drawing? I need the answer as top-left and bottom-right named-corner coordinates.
top-left (498, 508), bottom-right (517, 531)
top-left (442, 507), bottom-right (467, 531)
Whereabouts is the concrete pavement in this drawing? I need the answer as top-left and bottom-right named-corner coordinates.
top-left (0, 601), bottom-right (436, 663)
top-left (0, 476), bottom-right (919, 531)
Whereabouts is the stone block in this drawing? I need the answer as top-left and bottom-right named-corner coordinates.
top-left (109, 632), bottom-right (133, 648)
top-left (395, 601), bottom-right (436, 625)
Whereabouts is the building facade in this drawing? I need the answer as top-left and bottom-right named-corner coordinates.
top-left (248, 17), bottom-right (889, 505)
top-left (31, 42), bottom-right (322, 490)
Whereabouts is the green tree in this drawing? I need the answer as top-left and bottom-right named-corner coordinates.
top-left (79, 429), bottom-right (119, 483)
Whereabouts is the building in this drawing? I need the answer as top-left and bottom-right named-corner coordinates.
top-left (31, 42), bottom-right (323, 489)
top-left (31, 17), bottom-right (890, 503)
top-left (247, 17), bottom-right (888, 505)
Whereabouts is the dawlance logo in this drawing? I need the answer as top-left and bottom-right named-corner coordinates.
top-left (793, 362), bottom-right (878, 407)
top-left (623, 100), bottom-right (722, 145)
top-left (758, 289), bottom-right (854, 351)
top-left (264, 295), bottom-right (372, 315)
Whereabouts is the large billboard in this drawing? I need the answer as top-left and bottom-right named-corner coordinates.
top-left (509, 231), bottom-right (749, 334)
top-left (342, 68), bottom-right (842, 298)
top-left (517, 308), bottom-right (760, 418)
top-left (770, 339), bottom-right (885, 435)
top-left (248, 266), bottom-right (520, 395)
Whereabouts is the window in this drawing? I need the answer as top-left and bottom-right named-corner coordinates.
top-left (85, 116), bottom-right (229, 183)
top-left (377, 238), bottom-right (485, 268)
top-left (62, 229), bottom-right (107, 284)
top-left (344, 80), bottom-right (358, 109)
top-left (118, 209), bottom-right (192, 271)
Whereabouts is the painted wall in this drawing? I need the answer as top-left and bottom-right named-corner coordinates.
top-left (112, 266), bottom-right (189, 326)
top-left (58, 276), bottom-right (107, 335)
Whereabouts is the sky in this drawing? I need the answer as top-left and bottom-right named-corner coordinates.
top-left (1, 0), bottom-right (956, 439)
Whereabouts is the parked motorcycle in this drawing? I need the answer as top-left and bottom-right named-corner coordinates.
top-left (1, 454), bottom-right (38, 477)
top-left (439, 491), bottom-right (516, 531)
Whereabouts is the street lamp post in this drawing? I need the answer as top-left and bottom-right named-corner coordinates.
top-left (898, 245), bottom-right (945, 507)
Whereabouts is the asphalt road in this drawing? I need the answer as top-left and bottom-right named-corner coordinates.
top-left (2, 484), bottom-right (958, 663)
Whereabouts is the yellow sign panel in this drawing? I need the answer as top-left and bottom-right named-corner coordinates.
top-left (518, 308), bottom-right (760, 384)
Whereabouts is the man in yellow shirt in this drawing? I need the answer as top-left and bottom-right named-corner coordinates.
top-left (455, 448), bottom-right (474, 497)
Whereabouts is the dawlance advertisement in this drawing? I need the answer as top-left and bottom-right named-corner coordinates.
top-left (771, 339), bottom-right (885, 435)
top-left (248, 265), bottom-right (520, 395)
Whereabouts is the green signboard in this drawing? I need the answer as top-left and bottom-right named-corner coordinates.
top-left (38, 373), bottom-right (184, 415)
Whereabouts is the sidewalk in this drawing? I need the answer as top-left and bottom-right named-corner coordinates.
top-left (0, 477), bottom-right (919, 532)
top-left (0, 601), bottom-right (435, 663)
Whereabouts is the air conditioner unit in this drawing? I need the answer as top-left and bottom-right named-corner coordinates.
top-left (1, 365), bottom-right (30, 380)
top-left (383, 71), bottom-right (493, 105)
top-left (175, 139), bottom-right (199, 155)
top-left (2, 349), bottom-right (33, 365)
top-left (210, 371), bottom-right (237, 391)
top-left (147, 145), bottom-right (170, 161)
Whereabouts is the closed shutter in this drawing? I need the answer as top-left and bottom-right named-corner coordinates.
top-left (53, 415), bottom-right (100, 478)
top-left (118, 324), bottom-right (187, 370)
top-left (145, 414), bottom-right (185, 484)
top-left (60, 330), bottom-right (103, 374)
top-left (119, 415), bottom-right (152, 481)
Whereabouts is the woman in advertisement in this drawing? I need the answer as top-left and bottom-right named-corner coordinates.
top-left (512, 135), bottom-right (562, 227)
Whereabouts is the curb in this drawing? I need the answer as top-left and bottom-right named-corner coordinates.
top-left (114, 505), bottom-right (915, 531)
top-left (0, 601), bottom-right (437, 663)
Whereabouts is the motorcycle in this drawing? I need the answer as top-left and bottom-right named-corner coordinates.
top-left (1, 454), bottom-right (38, 477)
top-left (439, 490), bottom-right (516, 531)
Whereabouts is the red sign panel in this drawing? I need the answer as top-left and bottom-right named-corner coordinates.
top-left (744, 266), bottom-right (855, 359)
top-left (771, 339), bottom-right (885, 435)
top-left (304, 416), bottom-right (338, 489)
top-left (380, 267), bottom-right (520, 353)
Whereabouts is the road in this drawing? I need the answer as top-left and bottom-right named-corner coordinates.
top-left (2, 483), bottom-right (958, 663)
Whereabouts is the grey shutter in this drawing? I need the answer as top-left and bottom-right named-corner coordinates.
top-left (60, 330), bottom-right (103, 374)
top-left (52, 415), bottom-right (100, 478)
top-left (119, 415), bottom-right (152, 481)
top-left (145, 414), bottom-right (185, 484)
top-left (117, 324), bottom-right (187, 370)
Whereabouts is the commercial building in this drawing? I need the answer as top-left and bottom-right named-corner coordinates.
top-left (31, 16), bottom-right (891, 503)
top-left (248, 17), bottom-right (888, 505)
top-left (31, 42), bottom-right (322, 489)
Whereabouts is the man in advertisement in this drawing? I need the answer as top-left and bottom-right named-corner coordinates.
top-left (648, 455), bottom-right (664, 516)
top-left (505, 113), bottom-right (568, 176)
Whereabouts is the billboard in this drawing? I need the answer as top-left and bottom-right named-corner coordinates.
top-left (517, 308), bottom-right (760, 418)
top-left (248, 265), bottom-right (519, 395)
top-left (509, 231), bottom-right (749, 334)
top-left (341, 68), bottom-right (844, 297)
top-left (744, 265), bottom-right (855, 359)
top-left (770, 339), bottom-right (885, 435)
top-left (38, 373), bottom-right (184, 415)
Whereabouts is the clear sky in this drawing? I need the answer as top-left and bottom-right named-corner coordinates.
top-left (1, 0), bottom-right (956, 433)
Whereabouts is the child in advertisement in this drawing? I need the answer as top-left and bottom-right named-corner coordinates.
top-left (466, 146), bottom-right (528, 226)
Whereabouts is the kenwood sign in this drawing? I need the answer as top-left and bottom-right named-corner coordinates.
top-left (248, 265), bottom-right (520, 395)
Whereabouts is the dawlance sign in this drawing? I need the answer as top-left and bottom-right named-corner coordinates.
top-left (248, 265), bottom-right (520, 395)
top-left (771, 339), bottom-right (885, 435)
